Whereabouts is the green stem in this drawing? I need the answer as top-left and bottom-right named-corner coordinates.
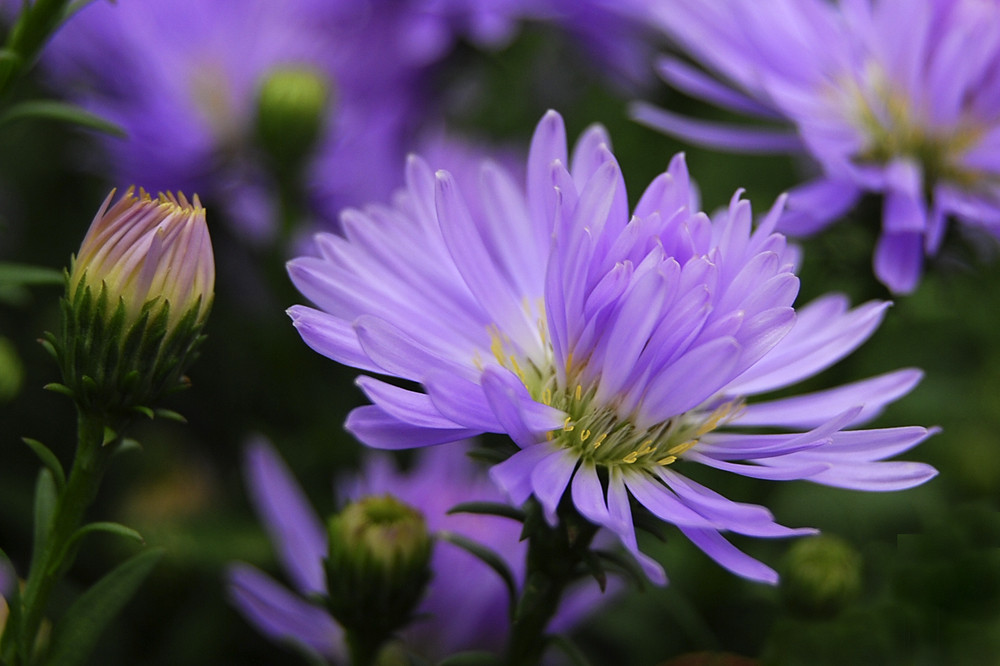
top-left (14, 412), bottom-right (117, 664)
top-left (505, 500), bottom-right (598, 666)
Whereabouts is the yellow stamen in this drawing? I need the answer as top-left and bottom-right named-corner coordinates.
top-left (592, 433), bottom-right (607, 449)
top-left (575, 384), bottom-right (583, 401)
top-left (622, 451), bottom-right (639, 464)
top-left (667, 439), bottom-right (698, 456)
top-left (580, 429), bottom-right (591, 442)
top-left (541, 388), bottom-right (552, 405)
top-left (656, 456), bottom-right (677, 466)
top-left (562, 416), bottom-right (574, 432)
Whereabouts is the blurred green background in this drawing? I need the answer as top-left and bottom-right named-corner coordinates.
top-left (1, 17), bottom-right (998, 666)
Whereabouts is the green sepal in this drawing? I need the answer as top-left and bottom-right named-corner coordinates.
top-left (29, 469), bottom-right (59, 573)
top-left (130, 405), bottom-right (155, 420)
top-left (42, 383), bottom-right (74, 398)
top-left (446, 501), bottom-right (526, 523)
top-left (435, 651), bottom-right (503, 666)
top-left (22, 438), bottom-right (66, 491)
top-left (153, 408), bottom-right (187, 423)
top-left (101, 427), bottom-right (118, 447)
top-left (38, 334), bottom-right (59, 362)
top-left (41, 547), bottom-right (164, 666)
top-left (542, 634), bottom-right (592, 666)
top-left (592, 548), bottom-right (648, 591)
top-left (0, 100), bottom-right (126, 136)
top-left (436, 530), bottom-right (518, 620)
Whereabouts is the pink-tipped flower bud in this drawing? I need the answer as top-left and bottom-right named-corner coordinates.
top-left (46, 188), bottom-right (214, 418)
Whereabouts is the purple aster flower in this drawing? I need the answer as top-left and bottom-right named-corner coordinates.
top-left (36, 0), bottom-right (407, 242)
top-left (632, 0), bottom-right (1000, 293)
top-left (228, 439), bottom-right (610, 660)
top-left (288, 110), bottom-right (937, 585)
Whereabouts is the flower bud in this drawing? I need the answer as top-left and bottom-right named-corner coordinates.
top-left (254, 66), bottom-right (330, 175)
top-left (323, 495), bottom-right (431, 658)
top-left (47, 188), bottom-right (214, 417)
top-left (781, 535), bottom-right (862, 618)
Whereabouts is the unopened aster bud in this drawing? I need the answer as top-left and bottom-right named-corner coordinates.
top-left (47, 187), bottom-right (214, 417)
top-left (781, 535), bottom-right (862, 618)
top-left (255, 66), bottom-right (330, 175)
top-left (324, 495), bottom-right (431, 661)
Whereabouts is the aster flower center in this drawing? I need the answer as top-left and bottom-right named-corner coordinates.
top-left (485, 324), bottom-right (742, 470)
top-left (845, 65), bottom-right (986, 189)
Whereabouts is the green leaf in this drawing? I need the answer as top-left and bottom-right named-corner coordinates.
top-left (542, 634), bottom-right (592, 666)
top-left (0, 100), bottom-right (126, 136)
top-left (30, 469), bottom-right (58, 574)
top-left (22, 438), bottom-right (66, 491)
top-left (0, 262), bottom-right (63, 286)
top-left (42, 548), bottom-right (164, 666)
top-left (435, 651), bottom-right (503, 666)
top-left (446, 501), bottom-right (526, 523)
top-left (436, 531), bottom-right (518, 620)
top-left (67, 522), bottom-right (144, 551)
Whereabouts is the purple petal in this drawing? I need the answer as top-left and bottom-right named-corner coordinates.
top-left (806, 460), bottom-right (939, 491)
top-left (639, 337), bottom-right (742, 428)
top-left (874, 230), bottom-right (924, 294)
top-left (345, 405), bottom-right (478, 449)
top-left (735, 369), bottom-right (923, 428)
top-left (244, 440), bottom-right (326, 595)
top-left (778, 178), bottom-right (863, 236)
top-left (677, 526), bottom-right (779, 584)
top-left (490, 443), bottom-right (560, 507)
top-left (622, 470), bottom-right (719, 529)
top-left (480, 366), bottom-right (566, 448)
top-left (656, 56), bottom-right (783, 118)
top-left (226, 564), bottom-right (343, 659)
top-left (570, 461), bottom-right (612, 528)
top-left (356, 376), bottom-right (466, 430)
top-left (354, 314), bottom-right (472, 381)
top-left (687, 451), bottom-right (830, 480)
top-left (531, 448), bottom-right (579, 525)
top-left (608, 468), bottom-right (668, 584)
top-left (630, 101), bottom-right (803, 154)
top-left (287, 306), bottom-right (380, 373)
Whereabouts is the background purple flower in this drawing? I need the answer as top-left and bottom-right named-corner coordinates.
top-left (228, 439), bottom-right (612, 661)
top-left (288, 109), bottom-right (937, 586)
top-left (633, 0), bottom-right (1000, 293)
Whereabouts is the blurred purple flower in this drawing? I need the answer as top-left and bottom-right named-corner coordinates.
top-left (633, 0), bottom-right (1000, 293)
top-left (288, 110), bottom-right (937, 585)
top-left (228, 439), bottom-right (611, 661)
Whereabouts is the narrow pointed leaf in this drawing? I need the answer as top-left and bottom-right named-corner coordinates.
top-left (0, 101), bottom-right (126, 137)
top-left (43, 548), bottom-right (164, 666)
top-left (30, 469), bottom-right (58, 573)
top-left (436, 531), bottom-right (518, 619)
top-left (447, 501), bottom-right (526, 523)
top-left (22, 438), bottom-right (65, 491)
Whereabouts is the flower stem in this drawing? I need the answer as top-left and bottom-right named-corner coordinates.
top-left (505, 500), bottom-right (598, 666)
top-left (13, 412), bottom-right (117, 664)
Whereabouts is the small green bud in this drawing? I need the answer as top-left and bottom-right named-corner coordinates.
top-left (53, 188), bottom-right (215, 417)
top-left (254, 66), bottom-right (331, 175)
top-left (324, 495), bottom-right (432, 662)
top-left (781, 535), bottom-right (862, 618)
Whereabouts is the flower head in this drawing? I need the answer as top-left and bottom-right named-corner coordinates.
top-left (227, 440), bottom-right (609, 661)
top-left (53, 188), bottom-right (214, 414)
top-left (289, 110), bottom-right (937, 585)
top-left (70, 189), bottom-right (214, 329)
top-left (633, 0), bottom-right (1000, 292)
